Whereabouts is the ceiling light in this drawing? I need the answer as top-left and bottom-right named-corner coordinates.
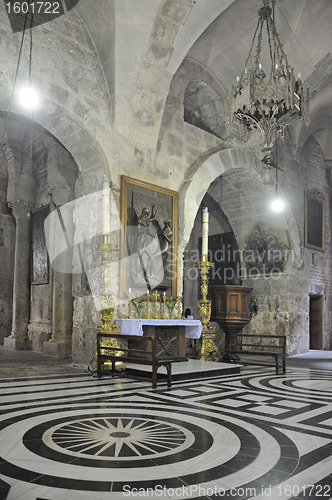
top-left (270, 197), bottom-right (285, 213)
top-left (18, 86), bottom-right (39, 109)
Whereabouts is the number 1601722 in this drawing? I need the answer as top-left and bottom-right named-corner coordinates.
top-left (277, 484), bottom-right (331, 497)
top-left (5, 2), bottom-right (61, 15)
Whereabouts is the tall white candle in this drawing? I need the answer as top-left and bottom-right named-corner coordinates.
top-left (202, 207), bottom-right (209, 257)
top-left (102, 176), bottom-right (110, 236)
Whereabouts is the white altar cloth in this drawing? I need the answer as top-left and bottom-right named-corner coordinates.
top-left (115, 318), bottom-right (202, 339)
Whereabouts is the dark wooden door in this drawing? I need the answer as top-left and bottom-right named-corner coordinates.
top-left (309, 295), bottom-right (323, 350)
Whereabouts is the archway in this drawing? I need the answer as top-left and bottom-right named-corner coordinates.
top-left (0, 113), bottom-right (82, 354)
top-left (180, 147), bottom-right (303, 348)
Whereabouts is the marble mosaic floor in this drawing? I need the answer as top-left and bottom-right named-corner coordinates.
top-left (0, 360), bottom-right (332, 499)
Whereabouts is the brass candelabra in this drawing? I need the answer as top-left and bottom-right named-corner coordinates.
top-left (98, 235), bottom-right (118, 329)
top-left (146, 292), bottom-right (152, 319)
top-left (127, 289), bottom-right (132, 318)
top-left (162, 294), bottom-right (167, 319)
top-left (153, 291), bottom-right (159, 319)
top-left (98, 235), bottom-right (125, 371)
top-left (197, 255), bottom-right (219, 361)
top-left (176, 296), bottom-right (182, 319)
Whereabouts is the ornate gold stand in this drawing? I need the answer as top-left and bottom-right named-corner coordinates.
top-left (98, 235), bottom-right (125, 371)
top-left (153, 291), bottom-right (159, 319)
top-left (162, 294), bottom-right (167, 319)
top-left (197, 256), bottom-right (220, 361)
top-left (176, 296), bottom-right (182, 319)
top-left (145, 293), bottom-right (152, 319)
top-left (127, 290), bottom-right (132, 318)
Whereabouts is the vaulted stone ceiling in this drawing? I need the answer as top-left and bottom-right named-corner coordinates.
top-left (74, 0), bottom-right (332, 91)
top-left (186, 0), bottom-right (332, 88)
top-left (1, 0), bottom-right (331, 167)
top-left (184, 0), bottom-right (332, 146)
top-left (74, 0), bottom-right (332, 150)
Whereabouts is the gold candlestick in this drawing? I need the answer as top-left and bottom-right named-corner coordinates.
top-left (146, 292), bottom-right (151, 319)
top-left (127, 289), bottom-right (132, 318)
top-left (176, 296), bottom-right (182, 319)
top-left (162, 293), bottom-right (167, 319)
top-left (153, 291), bottom-right (159, 318)
top-left (98, 235), bottom-right (116, 330)
top-left (98, 234), bottom-right (124, 370)
top-left (197, 255), bottom-right (219, 361)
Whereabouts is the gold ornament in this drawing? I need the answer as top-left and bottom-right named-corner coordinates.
top-left (153, 291), bottom-right (160, 319)
top-left (197, 256), bottom-right (220, 361)
top-left (176, 295), bottom-right (182, 319)
top-left (162, 293), bottom-right (167, 319)
top-left (97, 235), bottom-right (124, 370)
top-left (145, 292), bottom-right (151, 319)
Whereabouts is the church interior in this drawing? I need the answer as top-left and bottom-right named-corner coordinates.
top-left (0, 0), bottom-right (332, 498)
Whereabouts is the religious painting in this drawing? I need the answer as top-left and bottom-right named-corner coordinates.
top-left (31, 205), bottom-right (49, 284)
top-left (305, 190), bottom-right (325, 251)
top-left (244, 225), bottom-right (290, 275)
top-left (120, 176), bottom-right (178, 298)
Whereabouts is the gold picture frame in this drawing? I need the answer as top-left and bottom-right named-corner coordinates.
top-left (305, 189), bottom-right (325, 251)
top-left (120, 176), bottom-right (178, 298)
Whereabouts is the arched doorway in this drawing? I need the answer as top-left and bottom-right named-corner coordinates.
top-left (309, 294), bottom-right (323, 350)
top-left (183, 178), bottom-right (241, 319)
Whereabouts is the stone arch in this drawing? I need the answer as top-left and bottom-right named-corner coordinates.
top-left (0, 0), bottom-right (115, 191)
top-left (0, 103), bottom-right (110, 193)
top-left (178, 146), bottom-right (302, 276)
top-left (0, 107), bottom-right (112, 354)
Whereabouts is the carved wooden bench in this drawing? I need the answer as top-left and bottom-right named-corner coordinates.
top-left (226, 333), bottom-right (286, 374)
top-left (96, 332), bottom-right (174, 389)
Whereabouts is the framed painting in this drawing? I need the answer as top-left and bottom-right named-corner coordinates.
top-left (31, 205), bottom-right (49, 284)
top-left (120, 176), bottom-right (178, 298)
top-left (305, 190), bottom-right (325, 251)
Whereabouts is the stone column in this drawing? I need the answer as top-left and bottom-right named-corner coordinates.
top-left (4, 204), bottom-right (31, 350)
top-left (43, 204), bottom-right (74, 357)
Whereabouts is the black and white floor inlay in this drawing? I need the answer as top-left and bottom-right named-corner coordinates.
top-left (1, 367), bottom-right (332, 499)
top-left (48, 416), bottom-right (189, 459)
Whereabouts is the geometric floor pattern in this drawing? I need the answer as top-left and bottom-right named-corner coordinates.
top-left (1, 366), bottom-right (332, 499)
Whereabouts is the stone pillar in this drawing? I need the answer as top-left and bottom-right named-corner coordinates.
top-left (43, 204), bottom-right (74, 357)
top-left (4, 204), bottom-right (31, 350)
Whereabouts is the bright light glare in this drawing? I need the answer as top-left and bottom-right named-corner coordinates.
top-left (270, 197), bottom-right (285, 213)
top-left (18, 87), bottom-right (39, 109)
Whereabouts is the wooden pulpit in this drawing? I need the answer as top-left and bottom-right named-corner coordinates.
top-left (210, 285), bottom-right (253, 350)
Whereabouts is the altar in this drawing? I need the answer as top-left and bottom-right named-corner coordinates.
top-left (115, 319), bottom-right (202, 360)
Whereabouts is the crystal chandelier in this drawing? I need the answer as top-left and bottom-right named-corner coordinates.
top-left (228, 0), bottom-right (309, 166)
